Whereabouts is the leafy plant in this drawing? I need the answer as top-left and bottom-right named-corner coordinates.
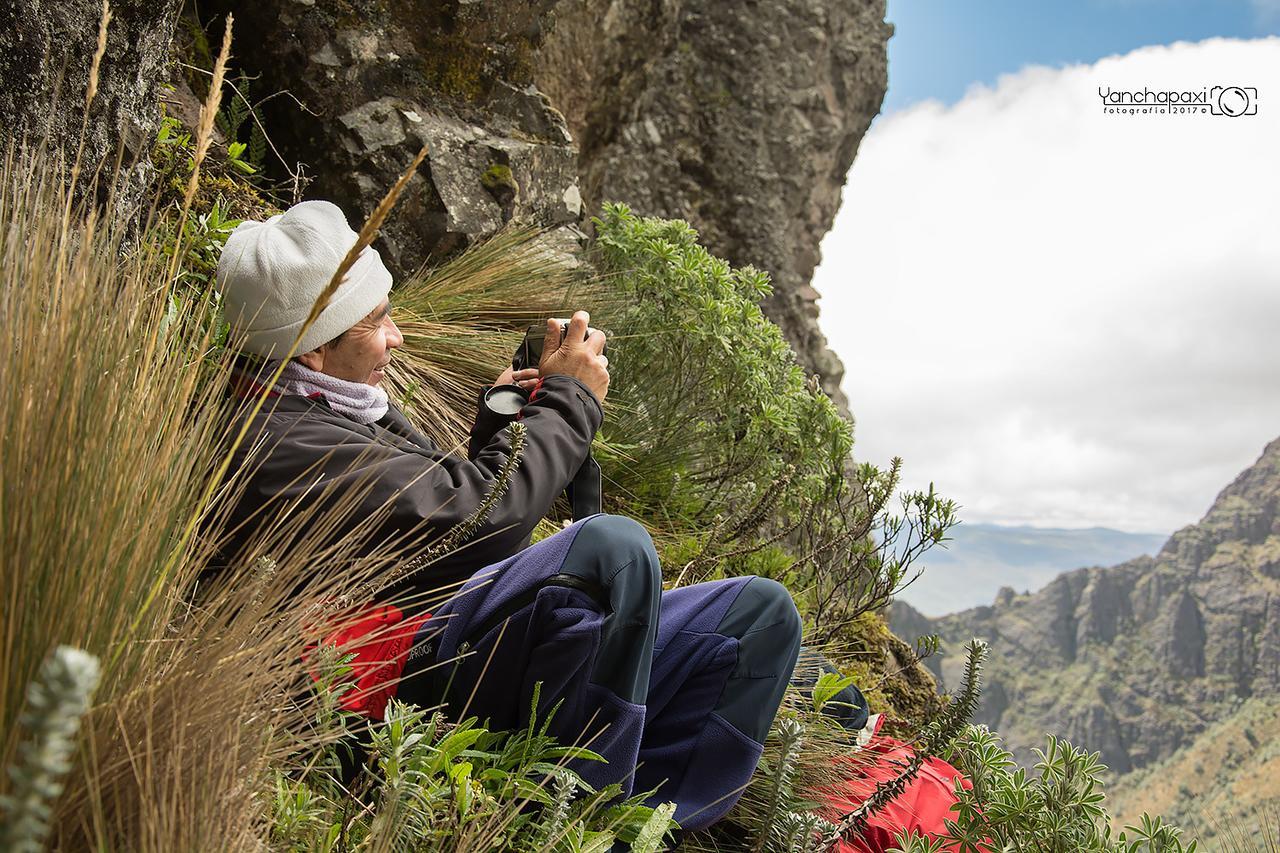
top-left (214, 72), bottom-right (269, 174)
top-left (591, 204), bottom-right (958, 639)
top-left (891, 725), bottom-right (1201, 853)
top-left (811, 672), bottom-right (859, 717)
top-left (592, 203), bottom-right (852, 528)
top-left (269, 680), bottom-right (679, 852)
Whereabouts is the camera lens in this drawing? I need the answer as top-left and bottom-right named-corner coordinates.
top-left (485, 386), bottom-right (528, 416)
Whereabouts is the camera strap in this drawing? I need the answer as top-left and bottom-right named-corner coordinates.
top-left (567, 454), bottom-right (602, 520)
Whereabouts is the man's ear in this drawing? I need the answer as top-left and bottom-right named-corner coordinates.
top-left (295, 347), bottom-right (325, 372)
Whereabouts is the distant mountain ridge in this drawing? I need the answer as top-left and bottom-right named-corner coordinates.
top-left (891, 436), bottom-right (1280, 831)
top-left (900, 523), bottom-right (1168, 616)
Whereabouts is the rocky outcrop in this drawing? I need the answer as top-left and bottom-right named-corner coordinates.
top-left (0, 0), bottom-right (181, 214)
top-left (203, 1), bottom-right (584, 275)
top-left (536, 0), bottom-right (891, 411)
top-left (895, 437), bottom-right (1280, 773)
top-left (1076, 569), bottom-right (1129, 647)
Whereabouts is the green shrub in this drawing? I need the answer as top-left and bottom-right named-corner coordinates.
top-left (592, 203), bottom-right (958, 639)
top-left (592, 202), bottom-right (851, 526)
top-left (886, 726), bottom-right (1200, 853)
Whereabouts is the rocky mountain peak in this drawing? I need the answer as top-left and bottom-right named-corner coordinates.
top-left (894, 437), bottom-right (1280, 774)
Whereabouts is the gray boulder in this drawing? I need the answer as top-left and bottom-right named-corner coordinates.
top-left (203, 0), bottom-right (583, 275)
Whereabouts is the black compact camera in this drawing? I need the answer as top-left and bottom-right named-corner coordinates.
top-left (511, 319), bottom-right (603, 372)
top-left (504, 318), bottom-right (603, 520)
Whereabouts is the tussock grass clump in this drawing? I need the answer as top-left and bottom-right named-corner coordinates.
top-left (0, 143), bottom-right (257, 848)
top-left (0, 140), bottom-right (440, 849)
top-left (386, 226), bottom-right (604, 449)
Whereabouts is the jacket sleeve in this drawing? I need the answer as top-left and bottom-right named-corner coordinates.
top-left (242, 374), bottom-right (603, 582)
top-left (467, 385), bottom-right (516, 459)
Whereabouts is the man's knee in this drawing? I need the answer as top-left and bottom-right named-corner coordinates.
top-left (562, 514), bottom-right (661, 594)
top-left (719, 577), bottom-right (802, 656)
top-left (560, 515), bottom-right (661, 703)
top-left (575, 514), bottom-right (656, 560)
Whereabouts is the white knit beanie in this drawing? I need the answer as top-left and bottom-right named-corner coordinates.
top-left (215, 200), bottom-right (394, 358)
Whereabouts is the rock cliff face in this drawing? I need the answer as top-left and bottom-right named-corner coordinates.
top-left (8, 0), bottom-right (886, 413)
top-left (203, 0), bottom-right (888, 411)
top-left (0, 0), bottom-right (181, 213)
top-left (893, 437), bottom-right (1280, 775)
top-left (536, 0), bottom-right (891, 410)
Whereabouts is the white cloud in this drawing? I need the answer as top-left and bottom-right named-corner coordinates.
top-left (813, 37), bottom-right (1280, 533)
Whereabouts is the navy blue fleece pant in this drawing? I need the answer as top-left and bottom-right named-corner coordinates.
top-left (402, 514), bottom-right (802, 831)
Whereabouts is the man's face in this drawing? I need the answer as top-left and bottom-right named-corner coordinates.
top-left (300, 299), bottom-right (403, 386)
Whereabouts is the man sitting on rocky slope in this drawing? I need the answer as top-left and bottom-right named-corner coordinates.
top-left (212, 199), bottom-right (803, 831)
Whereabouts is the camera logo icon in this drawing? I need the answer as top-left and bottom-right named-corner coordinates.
top-left (1211, 86), bottom-right (1257, 117)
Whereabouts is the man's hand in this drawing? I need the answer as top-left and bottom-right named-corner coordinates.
top-left (538, 311), bottom-right (609, 403)
top-left (494, 366), bottom-right (540, 391)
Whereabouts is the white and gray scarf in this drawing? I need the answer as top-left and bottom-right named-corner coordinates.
top-left (265, 359), bottom-right (390, 425)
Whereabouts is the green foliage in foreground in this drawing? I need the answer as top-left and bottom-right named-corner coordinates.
top-left (590, 204), bottom-right (959, 640)
top-left (271, 663), bottom-right (676, 853)
top-left (592, 202), bottom-right (851, 524)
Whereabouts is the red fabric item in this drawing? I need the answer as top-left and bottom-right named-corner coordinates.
top-left (820, 719), bottom-right (974, 853)
top-left (229, 371), bottom-right (280, 400)
top-left (304, 604), bottom-right (431, 720)
top-left (517, 378), bottom-right (546, 419)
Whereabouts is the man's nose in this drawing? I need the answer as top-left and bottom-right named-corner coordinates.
top-left (386, 318), bottom-right (404, 349)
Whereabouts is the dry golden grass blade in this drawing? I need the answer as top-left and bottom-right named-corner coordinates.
top-left (60, 0), bottom-right (114, 229)
top-left (156, 12), bottom-right (233, 299)
top-left (84, 0), bottom-right (112, 110)
top-left (303, 144), bottom-right (428, 333)
top-left (180, 14), bottom-right (232, 213)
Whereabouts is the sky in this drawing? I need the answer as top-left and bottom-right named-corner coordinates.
top-left (813, 4), bottom-right (1280, 535)
top-left (882, 0), bottom-right (1280, 113)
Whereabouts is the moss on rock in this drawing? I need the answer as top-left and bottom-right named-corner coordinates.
top-left (481, 163), bottom-right (518, 195)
